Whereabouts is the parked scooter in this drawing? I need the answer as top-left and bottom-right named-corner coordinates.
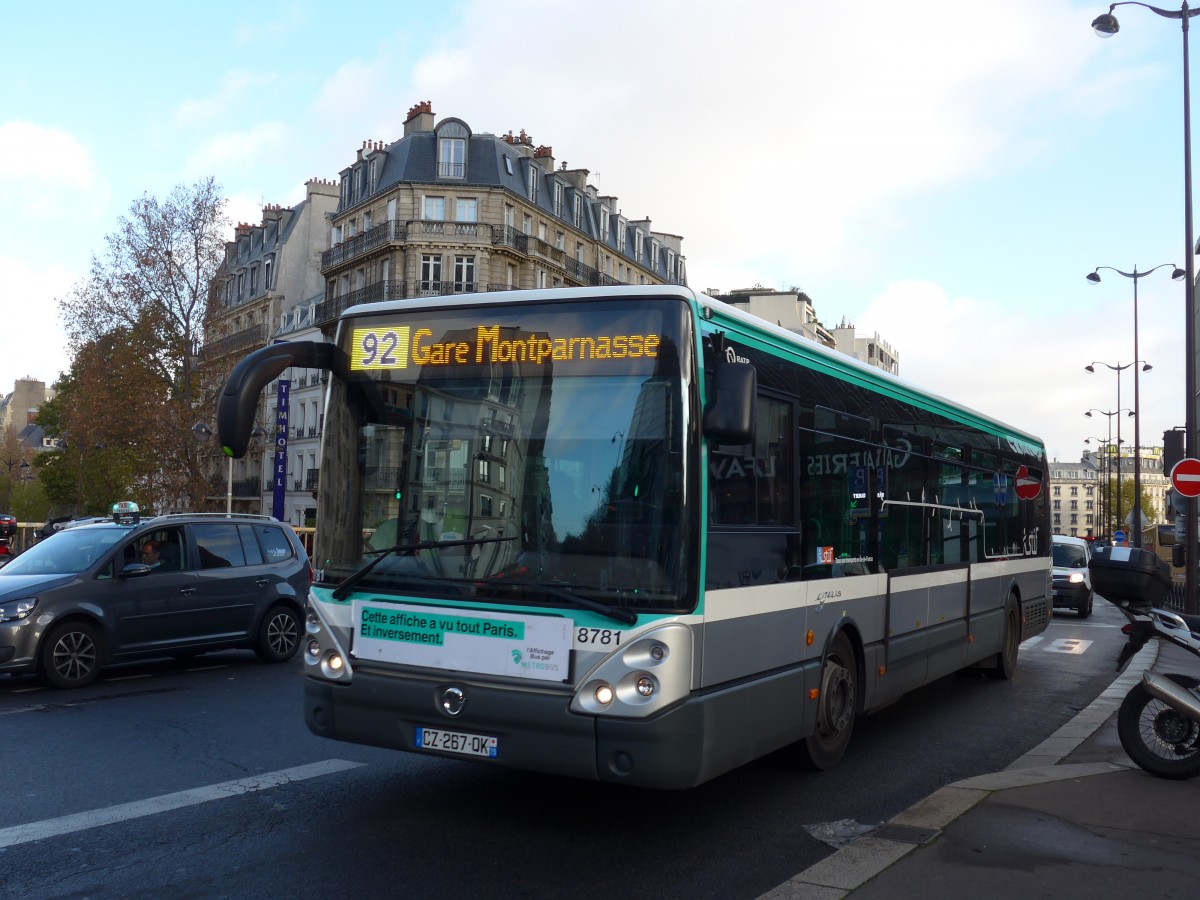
top-left (1090, 544), bottom-right (1200, 780)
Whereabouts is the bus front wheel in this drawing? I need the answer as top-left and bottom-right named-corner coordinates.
top-left (987, 597), bottom-right (1020, 680)
top-left (802, 631), bottom-right (857, 770)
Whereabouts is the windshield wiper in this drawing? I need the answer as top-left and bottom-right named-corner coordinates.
top-left (331, 536), bottom-right (515, 600)
top-left (483, 579), bottom-right (638, 626)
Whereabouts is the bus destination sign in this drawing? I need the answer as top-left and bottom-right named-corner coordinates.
top-left (350, 324), bottom-right (661, 371)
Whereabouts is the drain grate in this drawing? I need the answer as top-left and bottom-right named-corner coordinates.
top-left (873, 824), bottom-right (941, 844)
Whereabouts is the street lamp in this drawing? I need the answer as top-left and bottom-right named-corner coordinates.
top-left (1088, 265), bottom-right (1182, 544)
top-left (1092, 2), bottom-right (1200, 606)
top-left (194, 422), bottom-right (265, 515)
top-left (1085, 436), bottom-right (1115, 534)
top-left (1086, 406), bottom-right (1135, 539)
top-left (1086, 359), bottom-right (1153, 544)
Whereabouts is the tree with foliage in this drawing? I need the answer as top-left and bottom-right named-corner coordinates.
top-left (56, 178), bottom-right (230, 510)
top-left (1109, 478), bottom-right (1157, 533)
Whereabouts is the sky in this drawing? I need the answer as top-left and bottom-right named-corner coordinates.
top-left (2, 0), bottom-right (1198, 464)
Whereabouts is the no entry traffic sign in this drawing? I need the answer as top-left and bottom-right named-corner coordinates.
top-left (1014, 465), bottom-right (1041, 500)
top-left (1170, 457), bottom-right (1200, 498)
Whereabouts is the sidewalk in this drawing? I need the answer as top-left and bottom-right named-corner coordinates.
top-left (762, 642), bottom-right (1200, 899)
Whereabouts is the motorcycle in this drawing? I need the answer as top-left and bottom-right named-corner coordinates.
top-left (1090, 544), bottom-right (1200, 780)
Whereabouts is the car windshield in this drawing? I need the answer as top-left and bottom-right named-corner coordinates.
top-left (0, 528), bottom-right (128, 576)
top-left (1052, 543), bottom-right (1087, 568)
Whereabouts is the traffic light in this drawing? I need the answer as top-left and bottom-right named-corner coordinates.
top-left (1164, 427), bottom-right (1186, 472)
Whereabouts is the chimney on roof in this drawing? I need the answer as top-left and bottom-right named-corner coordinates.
top-left (560, 167), bottom-right (590, 192)
top-left (533, 145), bottom-right (555, 171)
top-left (404, 100), bottom-right (435, 136)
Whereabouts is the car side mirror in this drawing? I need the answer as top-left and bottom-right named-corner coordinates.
top-left (119, 563), bottom-right (152, 579)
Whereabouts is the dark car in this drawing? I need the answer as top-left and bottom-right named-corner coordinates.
top-left (0, 511), bottom-right (311, 688)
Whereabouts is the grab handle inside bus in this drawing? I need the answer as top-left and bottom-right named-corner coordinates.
top-left (217, 341), bottom-right (340, 457)
top-left (702, 362), bottom-right (756, 445)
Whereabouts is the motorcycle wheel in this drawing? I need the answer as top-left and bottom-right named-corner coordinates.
top-left (1117, 680), bottom-right (1200, 780)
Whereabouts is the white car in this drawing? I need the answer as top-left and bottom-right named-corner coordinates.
top-left (1051, 534), bottom-right (1093, 617)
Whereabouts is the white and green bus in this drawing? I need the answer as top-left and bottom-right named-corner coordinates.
top-left (218, 285), bottom-right (1050, 788)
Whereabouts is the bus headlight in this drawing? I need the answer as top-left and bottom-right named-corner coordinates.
top-left (321, 652), bottom-right (347, 679)
top-left (571, 624), bottom-right (691, 717)
top-left (305, 600), bottom-right (354, 683)
top-left (635, 675), bottom-right (656, 697)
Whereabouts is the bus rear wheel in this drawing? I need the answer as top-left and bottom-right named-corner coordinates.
top-left (802, 632), bottom-right (857, 770)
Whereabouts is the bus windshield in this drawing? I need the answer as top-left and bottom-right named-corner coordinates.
top-left (316, 297), bottom-right (695, 614)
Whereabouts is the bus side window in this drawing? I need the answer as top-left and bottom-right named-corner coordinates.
top-left (708, 395), bottom-right (792, 527)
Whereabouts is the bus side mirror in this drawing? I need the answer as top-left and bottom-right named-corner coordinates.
top-left (703, 362), bottom-right (756, 445)
top-left (1173, 544), bottom-right (1185, 568)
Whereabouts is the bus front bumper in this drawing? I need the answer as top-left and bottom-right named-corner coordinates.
top-left (305, 662), bottom-right (814, 790)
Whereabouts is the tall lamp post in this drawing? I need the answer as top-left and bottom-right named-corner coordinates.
top-left (1086, 406), bottom-right (1134, 539)
top-left (1087, 360), bottom-right (1152, 545)
top-left (194, 422), bottom-right (266, 515)
top-left (1085, 436), bottom-right (1115, 534)
top-left (1092, 2), bottom-right (1200, 608)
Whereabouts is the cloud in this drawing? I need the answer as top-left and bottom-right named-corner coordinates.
top-left (174, 71), bottom-right (279, 129)
top-left (0, 121), bottom-right (105, 222)
top-left (378, 0), bottom-right (1102, 290)
top-left (183, 122), bottom-right (293, 180)
top-left (856, 278), bottom-right (1187, 465)
top-left (0, 254), bottom-right (77, 390)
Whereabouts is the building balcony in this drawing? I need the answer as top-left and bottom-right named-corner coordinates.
top-left (315, 281), bottom-right (406, 327)
top-left (321, 220), bottom-right (407, 271)
top-left (491, 225), bottom-right (529, 254)
top-left (200, 324), bottom-right (267, 360)
top-left (321, 219), bottom-right (491, 274)
top-left (204, 476), bottom-right (261, 499)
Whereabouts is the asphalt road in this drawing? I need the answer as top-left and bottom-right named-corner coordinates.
top-left (0, 603), bottom-right (1126, 899)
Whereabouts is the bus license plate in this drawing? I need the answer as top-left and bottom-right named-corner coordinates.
top-left (415, 726), bottom-right (498, 758)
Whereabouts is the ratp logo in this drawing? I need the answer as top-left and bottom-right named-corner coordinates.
top-left (511, 649), bottom-right (523, 664)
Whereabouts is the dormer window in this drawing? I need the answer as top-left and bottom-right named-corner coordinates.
top-left (527, 164), bottom-right (539, 203)
top-left (600, 208), bottom-right (610, 241)
top-left (503, 156), bottom-right (513, 176)
top-left (264, 258), bottom-right (273, 291)
top-left (439, 137), bottom-right (465, 178)
top-left (433, 119), bottom-right (470, 181)
top-left (573, 194), bottom-right (581, 229)
top-left (553, 181), bottom-right (563, 217)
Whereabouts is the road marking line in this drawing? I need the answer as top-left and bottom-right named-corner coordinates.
top-left (0, 759), bottom-right (364, 849)
top-left (1042, 638), bottom-right (1093, 655)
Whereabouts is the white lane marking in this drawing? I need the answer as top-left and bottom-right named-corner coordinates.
top-left (1042, 638), bottom-right (1093, 655)
top-left (0, 759), bottom-right (364, 849)
top-left (1020, 636), bottom-right (1043, 647)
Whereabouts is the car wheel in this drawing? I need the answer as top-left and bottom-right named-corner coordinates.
top-left (255, 604), bottom-right (301, 663)
top-left (1078, 591), bottom-right (1093, 619)
top-left (40, 621), bottom-right (104, 689)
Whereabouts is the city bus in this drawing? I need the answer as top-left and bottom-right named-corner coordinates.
top-left (218, 285), bottom-right (1051, 789)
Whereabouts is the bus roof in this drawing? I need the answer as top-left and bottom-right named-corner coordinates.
top-left (337, 284), bottom-right (1045, 455)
